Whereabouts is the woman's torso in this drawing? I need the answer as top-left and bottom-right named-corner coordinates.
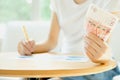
top-left (51, 0), bottom-right (120, 54)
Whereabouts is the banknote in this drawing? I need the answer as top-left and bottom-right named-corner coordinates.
top-left (85, 4), bottom-right (119, 41)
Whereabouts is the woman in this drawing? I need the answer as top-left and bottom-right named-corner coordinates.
top-left (18, 0), bottom-right (120, 80)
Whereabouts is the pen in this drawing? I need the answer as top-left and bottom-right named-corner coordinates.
top-left (22, 25), bottom-right (29, 41)
top-left (22, 26), bottom-right (33, 55)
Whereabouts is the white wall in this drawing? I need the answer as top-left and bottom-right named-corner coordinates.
top-left (110, 23), bottom-right (120, 61)
top-left (1, 21), bottom-right (51, 52)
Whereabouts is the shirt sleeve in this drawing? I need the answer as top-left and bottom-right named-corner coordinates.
top-left (50, 0), bottom-right (57, 12)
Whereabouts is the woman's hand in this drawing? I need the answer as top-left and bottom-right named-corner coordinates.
top-left (85, 33), bottom-right (112, 63)
top-left (17, 40), bottom-right (35, 56)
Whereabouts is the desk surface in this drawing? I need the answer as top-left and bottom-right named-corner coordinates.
top-left (0, 52), bottom-right (117, 78)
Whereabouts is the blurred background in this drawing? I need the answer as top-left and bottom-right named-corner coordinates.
top-left (0, 0), bottom-right (120, 80)
top-left (0, 0), bottom-right (52, 52)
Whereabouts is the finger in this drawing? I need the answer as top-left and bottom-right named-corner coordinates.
top-left (22, 46), bottom-right (32, 56)
top-left (18, 41), bottom-right (32, 56)
top-left (21, 41), bottom-right (32, 55)
top-left (86, 33), bottom-right (107, 49)
top-left (86, 33), bottom-right (103, 47)
top-left (18, 47), bottom-right (23, 55)
top-left (86, 52), bottom-right (96, 62)
top-left (85, 37), bottom-right (101, 51)
top-left (17, 42), bottom-right (22, 54)
top-left (85, 37), bottom-right (106, 55)
top-left (29, 40), bottom-right (34, 46)
top-left (29, 40), bottom-right (35, 52)
top-left (25, 41), bottom-right (32, 49)
top-left (85, 46), bottom-right (94, 57)
top-left (85, 42), bottom-right (105, 59)
top-left (22, 41), bottom-right (33, 52)
top-left (85, 48), bottom-right (101, 63)
top-left (27, 40), bottom-right (33, 47)
top-left (85, 47), bottom-right (96, 62)
top-left (85, 44), bottom-right (97, 57)
top-left (85, 42), bottom-right (104, 59)
top-left (18, 41), bottom-right (26, 55)
top-left (85, 36), bottom-right (109, 57)
top-left (27, 40), bottom-right (35, 52)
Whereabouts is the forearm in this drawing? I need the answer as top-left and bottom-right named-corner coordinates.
top-left (33, 40), bottom-right (57, 54)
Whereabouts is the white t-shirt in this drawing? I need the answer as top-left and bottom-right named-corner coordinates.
top-left (50, 0), bottom-right (120, 54)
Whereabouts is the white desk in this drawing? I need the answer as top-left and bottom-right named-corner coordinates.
top-left (0, 52), bottom-right (117, 79)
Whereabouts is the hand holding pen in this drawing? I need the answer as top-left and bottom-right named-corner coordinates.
top-left (17, 25), bottom-right (35, 56)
